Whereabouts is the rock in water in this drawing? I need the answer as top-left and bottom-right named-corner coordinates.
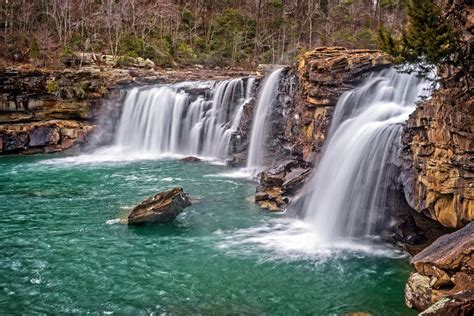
top-left (405, 222), bottom-right (474, 312)
top-left (128, 187), bottom-right (191, 225)
top-left (180, 156), bottom-right (201, 163)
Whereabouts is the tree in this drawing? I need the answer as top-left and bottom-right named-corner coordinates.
top-left (378, 0), bottom-right (470, 86)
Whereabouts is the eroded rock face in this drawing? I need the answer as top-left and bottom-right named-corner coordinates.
top-left (256, 159), bottom-right (312, 211)
top-left (290, 47), bottom-right (390, 163)
top-left (246, 48), bottom-right (391, 211)
top-left (128, 187), bottom-right (192, 225)
top-left (405, 222), bottom-right (474, 312)
top-left (401, 86), bottom-right (474, 229)
top-left (0, 120), bottom-right (94, 154)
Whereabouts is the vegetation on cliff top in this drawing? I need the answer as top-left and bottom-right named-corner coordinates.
top-left (378, 0), bottom-right (472, 87)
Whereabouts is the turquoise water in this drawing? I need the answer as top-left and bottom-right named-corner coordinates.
top-left (0, 154), bottom-right (415, 315)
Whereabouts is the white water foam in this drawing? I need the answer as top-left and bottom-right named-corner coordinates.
top-left (217, 217), bottom-right (406, 261)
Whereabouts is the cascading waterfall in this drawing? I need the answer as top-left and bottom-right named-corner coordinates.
top-left (114, 78), bottom-right (255, 160)
top-left (300, 68), bottom-right (432, 241)
top-left (246, 68), bottom-right (283, 171)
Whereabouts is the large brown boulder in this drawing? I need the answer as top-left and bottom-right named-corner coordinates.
top-left (405, 222), bottom-right (474, 312)
top-left (419, 290), bottom-right (474, 316)
top-left (128, 187), bottom-right (192, 225)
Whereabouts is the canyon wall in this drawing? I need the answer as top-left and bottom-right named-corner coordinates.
top-left (401, 86), bottom-right (473, 229)
top-left (400, 4), bottom-right (474, 230)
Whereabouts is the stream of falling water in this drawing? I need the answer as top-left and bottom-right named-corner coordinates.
top-left (114, 78), bottom-right (255, 160)
top-left (300, 68), bottom-right (431, 241)
top-left (246, 68), bottom-right (283, 173)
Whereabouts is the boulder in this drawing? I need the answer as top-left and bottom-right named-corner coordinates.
top-left (419, 290), bottom-right (474, 316)
top-left (28, 127), bottom-right (60, 147)
top-left (128, 187), bottom-right (191, 225)
top-left (255, 159), bottom-right (312, 211)
top-left (411, 222), bottom-right (474, 276)
top-left (405, 222), bottom-right (474, 312)
top-left (180, 156), bottom-right (201, 163)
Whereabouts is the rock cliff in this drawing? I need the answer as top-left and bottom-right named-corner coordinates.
top-left (0, 67), bottom-right (130, 154)
top-left (400, 78), bottom-right (473, 229)
top-left (252, 48), bottom-right (391, 211)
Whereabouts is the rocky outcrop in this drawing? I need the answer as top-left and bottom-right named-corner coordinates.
top-left (0, 120), bottom-right (94, 154)
top-left (251, 48), bottom-right (391, 211)
top-left (0, 67), bottom-right (128, 154)
top-left (128, 187), bottom-right (192, 225)
top-left (401, 86), bottom-right (473, 229)
top-left (290, 47), bottom-right (389, 163)
top-left (405, 222), bottom-right (474, 312)
top-left (400, 2), bottom-right (473, 230)
top-left (255, 159), bottom-right (312, 211)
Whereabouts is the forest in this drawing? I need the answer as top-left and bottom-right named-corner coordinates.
top-left (1, 0), bottom-right (408, 68)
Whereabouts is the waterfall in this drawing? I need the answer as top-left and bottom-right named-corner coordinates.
top-left (246, 68), bottom-right (283, 171)
top-left (113, 78), bottom-right (255, 160)
top-left (300, 68), bottom-right (432, 241)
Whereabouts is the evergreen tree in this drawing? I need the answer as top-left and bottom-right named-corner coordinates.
top-left (378, 0), bottom-right (461, 77)
top-left (30, 36), bottom-right (41, 61)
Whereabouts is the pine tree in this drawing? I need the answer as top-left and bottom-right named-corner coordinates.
top-left (378, 0), bottom-right (460, 77)
top-left (30, 36), bottom-right (41, 60)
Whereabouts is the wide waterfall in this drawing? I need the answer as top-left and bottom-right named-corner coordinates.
top-left (246, 68), bottom-right (283, 171)
top-left (300, 68), bottom-right (431, 241)
top-left (113, 78), bottom-right (254, 160)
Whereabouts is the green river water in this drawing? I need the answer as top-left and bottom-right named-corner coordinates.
top-left (0, 154), bottom-right (416, 315)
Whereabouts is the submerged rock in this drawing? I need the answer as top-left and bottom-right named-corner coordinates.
top-left (405, 222), bottom-right (474, 312)
top-left (180, 156), bottom-right (201, 163)
top-left (128, 187), bottom-right (191, 225)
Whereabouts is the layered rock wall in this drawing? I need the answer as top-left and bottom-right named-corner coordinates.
top-left (253, 48), bottom-right (391, 211)
top-left (290, 47), bottom-right (389, 163)
top-left (401, 87), bottom-right (473, 229)
top-left (0, 67), bottom-right (126, 154)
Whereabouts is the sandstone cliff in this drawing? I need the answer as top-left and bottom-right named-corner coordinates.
top-left (251, 48), bottom-right (391, 212)
top-left (401, 87), bottom-right (473, 229)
